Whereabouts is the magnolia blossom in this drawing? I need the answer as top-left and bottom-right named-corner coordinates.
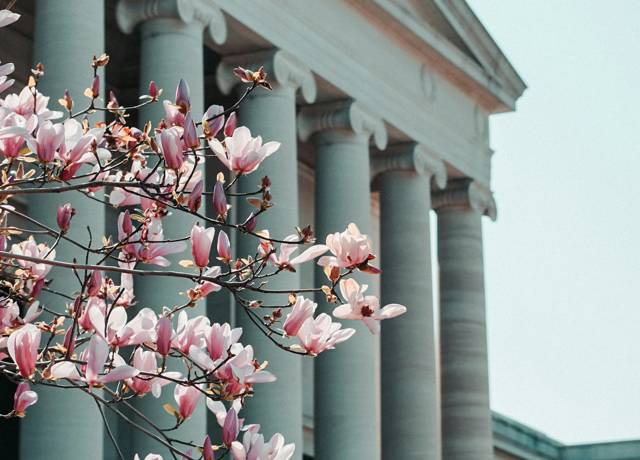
top-left (190, 224), bottom-right (215, 268)
top-left (11, 237), bottom-right (55, 280)
top-left (282, 296), bottom-right (317, 337)
top-left (7, 323), bottom-right (41, 378)
top-left (266, 234), bottom-right (329, 271)
top-left (212, 180), bottom-right (228, 219)
top-left (156, 317), bottom-right (173, 356)
top-left (174, 384), bottom-right (200, 420)
top-left (217, 230), bottom-right (231, 263)
top-left (209, 126), bottom-right (280, 175)
top-left (294, 313), bottom-right (355, 356)
top-left (333, 278), bottom-right (407, 334)
top-left (33, 120), bottom-right (64, 163)
top-left (172, 310), bottom-right (209, 354)
top-left (1, 86), bottom-right (62, 120)
top-left (158, 127), bottom-right (184, 170)
top-left (125, 348), bottom-right (179, 397)
top-left (56, 203), bottom-right (74, 233)
top-left (89, 306), bottom-right (157, 347)
top-left (207, 399), bottom-right (244, 429)
top-left (134, 454), bottom-right (163, 460)
top-left (230, 425), bottom-right (295, 460)
top-left (317, 223), bottom-right (375, 271)
top-left (50, 335), bottom-right (139, 386)
top-left (13, 382), bottom-right (37, 417)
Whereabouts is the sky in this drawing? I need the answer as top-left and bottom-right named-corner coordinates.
top-left (465, 0), bottom-right (640, 445)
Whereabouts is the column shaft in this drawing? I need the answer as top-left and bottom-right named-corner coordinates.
top-left (437, 207), bottom-right (493, 459)
top-left (379, 171), bottom-right (440, 460)
top-left (21, 2), bottom-right (106, 459)
top-left (313, 130), bottom-right (378, 460)
top-left (129, 18), bottom-right (206, 458)
top-left (234, 85), bottom-right (303, 455)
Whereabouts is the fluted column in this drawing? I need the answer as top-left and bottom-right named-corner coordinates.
top-left (372, 144), bottom-right (447, 460)
top-left (433, 179), bottom-right (497, 460)
top-left (116, 1), bottom-right (226, 457)
top-left (20, 2), bottom-right (106, 459)
top-left (298, 101), bottom-right (387, 460)
top-left (216, 50), bottom-right (316, 455)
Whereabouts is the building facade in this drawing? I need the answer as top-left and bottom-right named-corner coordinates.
top-left (0, 1), bottom-right (636, 460)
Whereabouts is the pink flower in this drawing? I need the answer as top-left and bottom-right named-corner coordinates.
top-left (202, 105), bottom-right (224, 139)
top-left (190, 224), bottom-right (215, 268)
top-left (317, 223), bottom-right (375, 271)
top-left (209, 126), bottom-right (280, 175)
top-left (135, 219), bottom-right (186, 267)
top-left (89, 306), bottom-right (157, 347)
top-left (202, 435), bottom-right (214, 460)
top-left (13, 382), bottom-right (37, 417)
top-left (223, 407), bottom-right (241, 446)
top-left (158, 127), bottom-right (184, 170)
top-left (175, 78), bottom-right (190, 112)
top-left (230, 426), bottom-right (295, 460)
top-left (10, 237), bottom-right (55, 280)
top-left (282, 296), bottom-right (317, 337)
top-left (172, 311), bottom-right (209, 354)
top-left (174, 384), bottom-right (200, 421)
top-left (212, 180), bottom-right (228, 220)
top-left (34, 121), bottom-right (64, 163)
top-left (224, 111), bottom-right (237, 137)
top-left (268, 235), bottom-right (328, 271)
top-left (50, 335), bottom-right (139, 386)
top-left (56, 203), bottom-right (74, 233)
top-left (148, 80), bottom-right (160, 100)
top-left (188, 179), bottom-right (203, 212)
top-left (126, 348), bottom-right (179, 397)
top-left (333, 278), bottom-right (407, 334)
top-left (182, 111), bottom-right (199, 149)
top-left (7, 323), bottom-right (41, 378)
top-left (156, 317), bottom-right (173, 356)
top-left (134, 454), bottom-right (163, 460)
top-left (217, 230), bottom-right (231, 263)
top-left (205, 322), bottom-right (242, 361)
top-left (295, 313), bottom-right (355, 356)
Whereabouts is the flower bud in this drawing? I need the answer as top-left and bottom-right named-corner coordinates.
top-left (202, 435), bottom-right (214, 460)
top-left (217, 230), bottom-right (231, 263)
top-left (183, 111), bottom-right (199, 150)
top-left (175, 78), bottom-right (190, 112)
top-left (212, 180), bottom-right (227, 220)
top-left (56, 203), bottom-right (75, 233)
top-left (148, 80), bottom-right (161, 100)
top-left (90, 75), bottom-right (100, 98)
top-left (156, 317), bottom-right (172, 356)
top-left (188, 179), bottom-right (203, 212)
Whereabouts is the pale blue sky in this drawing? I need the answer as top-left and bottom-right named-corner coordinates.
top-left (467, 0), bottom-right (640, 444)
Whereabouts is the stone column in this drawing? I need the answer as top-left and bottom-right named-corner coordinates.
top-left (116, 1), bottom-right (226, 457)
top-left (215, 50), bottom-right (316, 456)
top-left (372, 144), bottom-right (447, 460)
top-left (433, 179), bottom-right (497, 460)
top-left (20, 2), bottom-right (106, 459)
top-left (298, 101), bottom-right (387, 460)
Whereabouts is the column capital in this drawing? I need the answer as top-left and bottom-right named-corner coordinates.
top-left (116, 0), bottom-right (227, 44)
top-left (371, 143), bottom-right (447, 188)
top-left (216, 49), bottom-right (316, 103)
top-left (297, 100), bottom-right (387, 149)
top-left (433, 179), bottom-right (497, 221)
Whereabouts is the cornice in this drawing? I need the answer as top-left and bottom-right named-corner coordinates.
top-left (116, 0), bottom-right (227, 45)
top-left (432, 178), bottom-right (497, 221)
top-left (297, 100), bottom-right (387, 149)
top-left (371, 143), bottom-right (447, 189)
top-left (216, 49), bottom-right (317, 103)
